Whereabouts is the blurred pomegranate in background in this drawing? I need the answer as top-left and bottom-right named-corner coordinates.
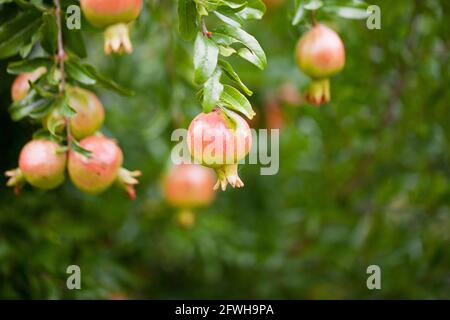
top-left (163, 164), bottom-right (216, 228)
top-left (265, 97), bottom-right (285, 131)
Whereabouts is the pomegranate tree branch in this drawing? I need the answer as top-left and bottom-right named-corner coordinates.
top-left (201, 18), bottom-right (211, 38)
top-left (54, 0), bottom-right (72, 148)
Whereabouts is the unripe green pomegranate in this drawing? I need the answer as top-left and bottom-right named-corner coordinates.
top-left (11, 67), bottom-right (47, 102)
top-left (296, 23), bottom-right (345, 106)
top-left (163, 164), bottom-right (216, 209)
top-left (6, 140), bottom-right (66, 192)
top-left (80, 0), bottom-right (143, 54)
top-left (68, 136), bottom-right (141, 198)
top-left (187, 108), bottom-right (252, 191)
top-left (44, 87), bottom-right (105, 140)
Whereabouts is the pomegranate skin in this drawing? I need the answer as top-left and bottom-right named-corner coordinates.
top-left (187, 108), bottom-right (252, 167)
top-left (68, 136), bottom-right (123, 194)
top-left (296, 24), bottom-right (345, 79)
top-left (19, 140), bottom-right (66, 190)
top-left (163, 164), bottom-right (216, 209)
top-left (67, 87), bottom-right (105, 140)
top-left (80, 0), bottom-right (142, 28)
top-left (11, 67), bottom-right (47, 102)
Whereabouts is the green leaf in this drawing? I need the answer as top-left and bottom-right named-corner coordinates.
top-left (7, 58), bottom-right (52, 74)
top-left (328, 6), bottom-right (369, 19)
top-left (304, 0), bottom-right (323, 10)
top-left (212, 24), bottom-right (266, 70)
top-left (0, 12), bottom-right (41, 59)
top-left (40, 12), bottom-right (58, 55)
top-left (63, 25), bottom-right (87, 58)
top-left (72, 139), bottom-right (92, 158)
top-left (218, 59), bottom-right (252, 96)
top-left (236, 0), bottom-right (266, 20)
top-left (83, 64), bottom-right (135, 96)
top-left (178, 0), bottom-right (197, 41)
top-left (9, 95), bottom-right (54, 121)
top-left (219, 85), bottom-right (255, 119)
top-left (193, 32), bottom-right (219, 84)
top-left (65, 60), bottom-right (97, 85)
top-left (292, 1), bottom-right (305, 26)
top-left (203, 68), bottom-right (224, 112)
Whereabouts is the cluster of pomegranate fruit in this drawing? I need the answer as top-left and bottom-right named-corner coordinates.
top-left (80, 0), bottom-right (143, 54)
top-left (162, 164), bottom-right (216, 228)
top-left (6, 69), bottom-right (141, 199)
top-left (296, 23), bottom-right (345, 106)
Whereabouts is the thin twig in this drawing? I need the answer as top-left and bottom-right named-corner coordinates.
top-left (54, 0), bottom-right (72, 148)
top-left (201, 18), bottom-right (212, 38)
top-left (311, 10), bottom-right (318, 26)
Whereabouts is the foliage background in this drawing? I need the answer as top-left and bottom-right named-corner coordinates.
top-left (0, 0), bottom-right (449, 299)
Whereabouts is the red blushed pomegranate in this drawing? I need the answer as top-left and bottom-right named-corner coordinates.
top-left (80, 0), bottom-right (142, 54)
top-left (163, 164), bottom-right (216, 209)
top-left (68, 136), bottom-right (141, 199)
top-left (11, 67), bottom-right (47, 102)
top-left (187, 108), bottom-right (252, 191)
top-left (44, 87), bottom-right (105, 140)
top-left (296, 23), bottom-right (345, 106)
top-left (265, 98), bottom-right (285, 131)
top-left (6, 140), bottom-right (66, 192)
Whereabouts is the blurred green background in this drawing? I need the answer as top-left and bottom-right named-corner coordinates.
top-left (0, 0), bottom-right (449, 299)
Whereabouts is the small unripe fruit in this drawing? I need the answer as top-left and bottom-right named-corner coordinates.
top-left (18, 140), bottom-right (66, 190)
top-left (11, 67), bottom-right (47, 102)
top-left (296, 24), bottom-right (345, 105)
top-left (163, 164), bottom-right (216, 209)
top-left (80, 0), bottom-right (143, 54)
top-left (187, 108), bottom-right (252, 191)
top-left (68, 136), bottom-right (123, 194)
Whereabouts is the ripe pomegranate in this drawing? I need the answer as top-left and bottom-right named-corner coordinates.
top-left (80, 0), bottom-right (143, 54)
top-left (11, 67), bottom-right (47, 102)
top-left (278, 83), bottom-right (302, 106)
top-left (163, 164), bottom-right (216, 209)
top-left (44, 87), bottom-right (105, 140)
top-left (295, 23), bottom-right (345, 106)
top-left (187, 108), bottom-right (252, 191)
top-left (6, 140), bottom-right (66, 192)
top-left (265, 98), bottom-right (285, 130)
top-left (68, 136), bottom-right (141, 198)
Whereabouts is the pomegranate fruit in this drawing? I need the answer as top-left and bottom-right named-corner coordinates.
top-left (80, 0), bottom-right (143, 54)
top-left (163, 164), bottom-right (216, 209)
top-left (295, 23), bottom-right (345, 105)
top-left (6, 139), bottom-right (66, 192)
top-left (187, 108), bottom-right (252, 191)
top-left (68, 136), bottom-right (141, 198)
top-left (44, 87), bottom-right (105, 140)
top-left (11, 67), bottom-right (47, 102)
top-left (265, 98), bottom-right (285, 130)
